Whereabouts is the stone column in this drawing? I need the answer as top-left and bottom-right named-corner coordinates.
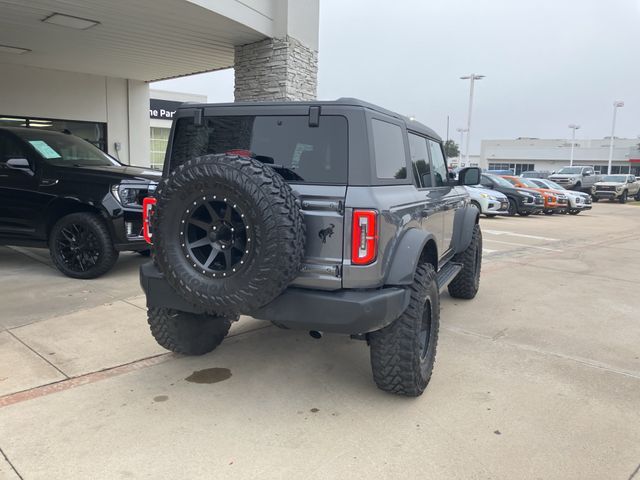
top-left (234, 35), bottom-right (318, 102)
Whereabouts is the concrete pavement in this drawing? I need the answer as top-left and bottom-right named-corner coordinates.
top-left (0, 202), bottom-right (639, 479)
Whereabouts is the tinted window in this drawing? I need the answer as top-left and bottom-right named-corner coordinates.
top-left (428, 140), bottom-right (447, 186)
top-left (408, 133), bottom-right (431, 188)
top-left (170, 115), bottom-right (348, 184)
top-left (371, 119), bottom-right (407, 179)
top-left (0, 133), bottom-right (28, 165)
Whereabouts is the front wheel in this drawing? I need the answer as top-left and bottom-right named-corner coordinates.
top-left (448, 223), bottom-right (482, 299)
top-left (507, 199), bottom-right (518, 216)
top-left (543, 210), bottom-right (554, 215)
top-left (519, 211), bottom-right (531, 216)
top-left (619, 191), bottom-right (628, 204)
top-left (147, 307), bottom-right (235, 355)
top-left (49, 212), bottom-right (119, 279)
top-left (369, 263), bottom-right (440, 397)
top-left (634, 191), bottom-right (640, 201)
top-left (592, 196), bottom-right (599, 202)
top-left (568, 209), bottom-right (581, 215)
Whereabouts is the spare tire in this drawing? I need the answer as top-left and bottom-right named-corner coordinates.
top-left (153, 154), bottom-right (306, 314)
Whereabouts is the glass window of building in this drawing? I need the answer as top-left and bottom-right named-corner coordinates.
top-left (150, 127), bottom-right (171, 169)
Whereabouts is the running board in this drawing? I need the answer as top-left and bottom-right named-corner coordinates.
top-left (436, 262), bottom-right (463, 293)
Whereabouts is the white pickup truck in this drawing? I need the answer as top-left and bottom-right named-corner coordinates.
top-left (548, 166), bottom-right (600, 192)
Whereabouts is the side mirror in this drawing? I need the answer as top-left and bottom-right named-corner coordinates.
top-left (458, 167), bottom-right (481, 186)
top-left (6, 158), bottom-right (34, 176)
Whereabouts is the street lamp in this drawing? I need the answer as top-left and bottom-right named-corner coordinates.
top-left (568, 124), bottom-right (580, 167)
top-left (460, 74), bottom-right (485, 166)
top-left (456, 127), bottom-right (468, 167)
top-left (607, 101), bottom-right (624, 174)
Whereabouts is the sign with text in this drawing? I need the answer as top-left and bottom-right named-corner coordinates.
top-left (149, 99), bottom-right (183, 120)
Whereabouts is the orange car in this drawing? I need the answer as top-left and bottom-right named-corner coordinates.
top-left (500, 176), bottom-right (568, 214)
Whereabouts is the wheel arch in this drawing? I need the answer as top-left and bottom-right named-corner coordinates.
top-left (45, 198), bottom-right (111, 240)
top-left (451, 205), bottom-right (480, 254)
top-left (385, 228), bottom-right (438, 286)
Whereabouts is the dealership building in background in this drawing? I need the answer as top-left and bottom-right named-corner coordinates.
top-left (0, 0), bottom-right (319, 167)
top-left (479, 138), bottom-right (640, 175)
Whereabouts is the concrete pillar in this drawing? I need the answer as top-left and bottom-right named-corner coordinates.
top-left (233, 0), bottom-right (319, 102)
top-left (234, 36), bottom-right (318, 101)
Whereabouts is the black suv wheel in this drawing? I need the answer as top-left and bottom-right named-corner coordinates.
top-left (369, 263), bottom-right (440, 396)
top-left (448, 223), bottom-right (482, 299)
top-left (49, 212), bottom-right (119, 279)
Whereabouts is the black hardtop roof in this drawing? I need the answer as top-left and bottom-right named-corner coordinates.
top-left (178, 97), bottom-right (441, 141)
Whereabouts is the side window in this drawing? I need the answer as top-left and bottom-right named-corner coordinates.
top-left (371, 119), bottom-right (407, 179)
top-left (0, 133), bottom-right (28, 165)
top-left (408, 133), bottom-right (431, 188)
top-left (428, 140), bottom-right (448, 187)
top-left (480, 175), bottom-right (493, 188)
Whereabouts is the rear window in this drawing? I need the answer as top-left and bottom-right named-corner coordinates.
top-left (169, 115), bottom-right (348, 184)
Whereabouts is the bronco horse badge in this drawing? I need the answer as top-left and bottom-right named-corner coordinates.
top-left (318, 224), bottom-right (336, 244)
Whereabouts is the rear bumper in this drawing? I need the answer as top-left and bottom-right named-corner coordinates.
top-left (140, 263), bottom-right (411, 335)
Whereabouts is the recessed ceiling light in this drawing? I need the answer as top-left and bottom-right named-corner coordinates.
top-left (42, 13), bottom-right (100, 30)
top-left (0, 44), bottom-right (31, 55)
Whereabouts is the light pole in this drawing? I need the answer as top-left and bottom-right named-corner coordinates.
top-left (460, 74), bottom-right (485, 165)
top-left (568, 124), bottom-right (580, 167)
top-left (456, 127), bottom-right (468, 167)
top-left (607, 101), bottom-right (624, 174)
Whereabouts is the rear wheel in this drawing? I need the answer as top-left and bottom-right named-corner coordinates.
top-left (49, 212), bottom-right (118, 279)
top-left (147, 307), bottom-right (235, 355)
top-left (369, 263), bottom-right (439, 397)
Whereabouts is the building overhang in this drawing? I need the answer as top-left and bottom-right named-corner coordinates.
top-left (0, 0), bottom-right (275, 81)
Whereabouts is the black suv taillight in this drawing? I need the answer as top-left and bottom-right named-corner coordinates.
top-left (351, 210), bottom-right (378, 265)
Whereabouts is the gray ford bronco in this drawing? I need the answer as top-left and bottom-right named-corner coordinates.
top-left (140, 98), bottom-right (482, 396)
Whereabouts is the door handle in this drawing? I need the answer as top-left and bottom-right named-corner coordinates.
top-left (40, 178), bottom-right (59, 187)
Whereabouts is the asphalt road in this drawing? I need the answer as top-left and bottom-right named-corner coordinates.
top-left (1, 202), bottom-right (639, 479)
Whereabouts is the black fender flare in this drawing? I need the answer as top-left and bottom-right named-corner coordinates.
top-left (452, 205), bottom-right (480, 254)
top-left (385, 228), bottom-right (438, 286)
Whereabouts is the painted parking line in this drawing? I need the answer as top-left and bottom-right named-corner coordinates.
top-left (484, 239), bottom-right (563, 252)
top-left (483, 248), bottom-right (498, 253)
top-left (482, 229), bottom-right (559, 242)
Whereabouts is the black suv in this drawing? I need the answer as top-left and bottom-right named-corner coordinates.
top-left (141, 99), bottom-right (483, 396)
top-left (480, 173), bottom-right (544, 216)
top-left (0, 127), bottom-right (159, 278)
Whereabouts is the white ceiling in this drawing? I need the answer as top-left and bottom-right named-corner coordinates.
top-left (0, 0), bottom-right (269, 81)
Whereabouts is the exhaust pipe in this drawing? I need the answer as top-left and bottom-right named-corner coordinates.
top-left (309, 330), bottom-right (323, 339)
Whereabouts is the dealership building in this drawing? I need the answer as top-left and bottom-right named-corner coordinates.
top-left (479, 138), bottom-right (640, 175)
top-left (0, 0), bottom-right (319, 167)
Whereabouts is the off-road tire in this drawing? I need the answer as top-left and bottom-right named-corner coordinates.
top-left (448, 223), bottom-right (482, 299)
top-left (369, 263), bottom-right (439, 397)
top-left (507, 198), bottom-right (518, 216)
top-left (147, 307), bottom-right (234, 355)
top-left (49, 212), bottom-right (118, 279)
top-left (153, 154), bottom-right (306, 314)
top-left (619, 191), bottom-right (628, 204)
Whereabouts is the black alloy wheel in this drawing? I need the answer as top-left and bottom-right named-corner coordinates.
top-left (49, 212), bottom-right (119, 279)
top-left (181, 196), bottom-right (250, 278)
top-left (56, 223), bottom-right (101, 272)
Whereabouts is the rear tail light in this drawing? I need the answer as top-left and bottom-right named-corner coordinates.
top-left (142, 197), bottom-right (157, 244)
top-left (351, 210), bottom-right (378, 265)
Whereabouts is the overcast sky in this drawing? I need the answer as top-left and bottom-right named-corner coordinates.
top-left (154, 0), bottom-right (640, 153)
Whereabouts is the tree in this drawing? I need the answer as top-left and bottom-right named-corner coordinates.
top-left (444, 140), bottom-right (460, 158)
